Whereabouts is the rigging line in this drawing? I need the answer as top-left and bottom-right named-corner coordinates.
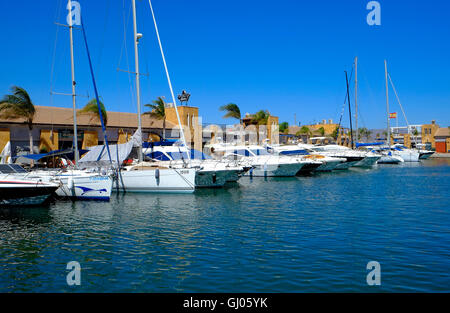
top-left (387, 73), bottom-right (410, 128)
top-left (338, 68), bottom-right (353, 129)
top-left (388, 72), bottom-right (417, 144)
top-left (148, 0), bottom-right (190, 161)
top-left (80, 17), bottom-right (113, 165)
top-left (50, 0), bottom-right (63, 94)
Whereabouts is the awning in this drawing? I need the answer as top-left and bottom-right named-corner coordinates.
top-left (19, 149), bottom-right (89, 161)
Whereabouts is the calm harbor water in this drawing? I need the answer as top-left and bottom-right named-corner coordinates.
top-left (0, 159), bottom-right (449, 292)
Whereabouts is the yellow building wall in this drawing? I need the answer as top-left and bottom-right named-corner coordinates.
top-left (421, 121), bottom-right (440, 149)
top-left (117, 129), bottom-right (131, 144)
top-left (0, 128), bottom-right (10, 153)
top-left (82, 131), bottom-right (98, 149)
top-left (403, 134), bottom-right (411, 148)
top-left (307, 123), bottom-right (340, 136)
top-left (148, 133), bottom-right (161, 142)
top-left (166, 106), bottom-right (199, 148)
top-left (39, 129), bottom-right (59, 152)
top-left (267, 116), bottom-right (279, 144)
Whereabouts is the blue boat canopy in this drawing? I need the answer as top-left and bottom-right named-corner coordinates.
top-left (19, 149), bottom-right (90, 161)
top-left (143, 140), bottom-right (178, 148)
top-left (355, 142), bottom-right (384, 148)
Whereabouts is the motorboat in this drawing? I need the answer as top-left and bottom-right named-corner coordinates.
top-left (359, 146), bottom-right (404, 164)
top-left (391, 144), bottom-right (420, 162)
top-left (143, 142), bottom-right (249, 188)
top-left (266, 144), bottom-right (342, 172)
top-left (0, 164), bottom-right (59, 206)
top-left (205, 143), bottom-right (306, 177)
top-left (414, 144), bottom-right (434, 160)
top-left (303, 145), bottom-right (367, 170)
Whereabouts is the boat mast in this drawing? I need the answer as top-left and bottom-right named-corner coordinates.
top-left (68, 0), bottom-right (79, 166)
top-left (385, 60), bottom-right (391, 147)
top-left (354, 56), bottom-right (358, 143)
top-left (132, 0), bottom-right (143, 163)
top-left (345, 71), bottom-right (354, 149)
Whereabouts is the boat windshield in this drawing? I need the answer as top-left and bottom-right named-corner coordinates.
top-left (279, 149), bottom-right (308, 156)
top-left (167, 151), bottom-right (190, 160)
top-left (233, 149), bottom-right (251, 157)
top-left (250, 149), bottom-right (270, 156)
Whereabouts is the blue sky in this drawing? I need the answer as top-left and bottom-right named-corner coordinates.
top-left (0, 0), bottom-right (449, 129)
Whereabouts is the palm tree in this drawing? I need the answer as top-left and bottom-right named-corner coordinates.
top-left (219, 103), bottom-right (241, 121)
top-left (317, 127), bottom-right (325, 136)
top-left (251, 110), bottom-right (270, 144)
top-left (296, 126), bottom-right (312, 142)
top-left (331, 126), bottom-right (339, 140)
top-left (79, 99), bottom-right (108, 126)
top-left (144, 96), bottom-right (166, 140)
top-left (0, 86), bottom-right (36, 154)
top-left (279, 122), bottom-right (289, 134)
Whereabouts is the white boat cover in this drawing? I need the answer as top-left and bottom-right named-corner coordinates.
top-left (79, 130), bottom-right (141, 165)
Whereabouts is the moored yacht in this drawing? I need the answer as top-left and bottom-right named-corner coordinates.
top-left (0, 164), bottom-right (59, 206)
top-left (391, 144), bottom-right (420, 162)
top-left (303, 144), bottom-right (366, 170)
top-left (143, 141), bottom-right (248, 188)
top-left (266, 144), bottom-right (341, 172)
top-left (205, 143), bottom-right (306, 177)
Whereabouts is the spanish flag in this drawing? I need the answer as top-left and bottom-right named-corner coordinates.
top-left (389, 112), bottom-right (397, 119)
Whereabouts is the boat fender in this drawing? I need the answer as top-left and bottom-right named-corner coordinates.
top-left (212, 173), bottom-right (217, 184)
top-left (155, 168), bottom-right (160, 186)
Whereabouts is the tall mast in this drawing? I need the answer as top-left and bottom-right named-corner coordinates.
top-left (345, 71), bottom-right (354, 149)
top-left (131, 0), bottom-right (143, 163)
top-left (385, 60), bottom-right (391, 147)
top-left (68, 0), bottom-right (79, 166)
top-left (354, 56), bottom-right (358, 143)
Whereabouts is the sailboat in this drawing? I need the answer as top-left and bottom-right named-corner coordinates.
top-left (349, 57), bottom-right (382, 167)
top-left (79, 0), bottom-right (196, 193)
top-left (32, 0), bottom-right (113, 201)
top-left (382, 60), bottom-right (419, 163)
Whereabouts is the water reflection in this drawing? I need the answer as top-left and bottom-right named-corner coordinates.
top-left (0, 158), bottom-right (449, 292)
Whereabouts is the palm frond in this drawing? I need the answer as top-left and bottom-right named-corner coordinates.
top-left (143, 97), bottom-right (166, 120)
top-left (79, 99), bottom-right (108, 126)
top-left (0, 86), bottom-right (35, 126)
top-left (219, 103), bottom-right (241, 120)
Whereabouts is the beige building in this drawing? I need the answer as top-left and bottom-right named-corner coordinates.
top-left (0, 105), bottom-right (176, 156)
top-left (421, 120), bottom-right (440, 149)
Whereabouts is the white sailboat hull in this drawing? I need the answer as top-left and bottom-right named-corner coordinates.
top-left (117, 167), bottom-right (196, 193)
top-left (31, 171), bottom-right (113, 201)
